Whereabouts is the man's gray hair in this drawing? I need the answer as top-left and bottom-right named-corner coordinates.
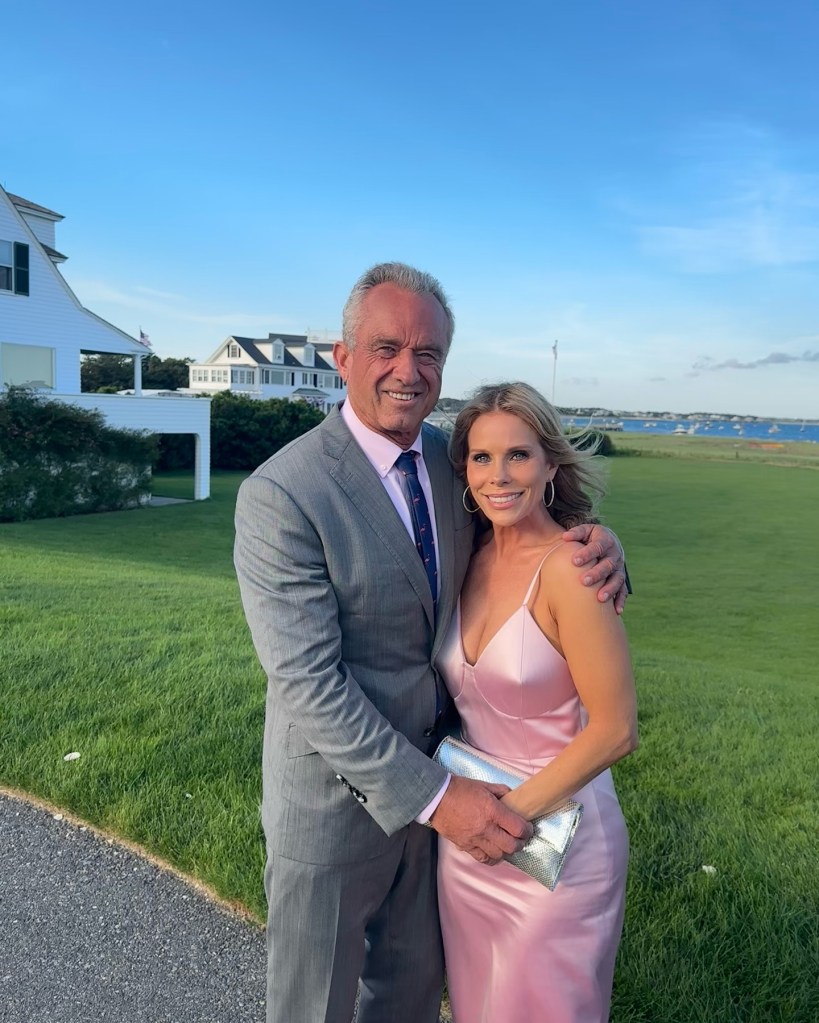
top-left (342, 262), bottom-right (455, 350)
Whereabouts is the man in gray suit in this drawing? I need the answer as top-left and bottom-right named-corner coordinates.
top-left (235, 262), bottom-right (626, 1023)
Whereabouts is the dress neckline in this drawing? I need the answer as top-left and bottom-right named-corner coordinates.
top-left (458, 541), bottom-right (564, 668)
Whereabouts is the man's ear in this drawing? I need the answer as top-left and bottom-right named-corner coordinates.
top-left (333, 341), bottom-right (350, 382)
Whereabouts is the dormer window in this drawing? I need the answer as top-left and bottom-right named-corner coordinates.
top-left (228, 343), bottom-right (241, 359)
top-left (272, 340), bottom-right (284, 363)
top-left (0, 241), bottom-right (29, 295)
top-left (303, 343), bottom-right (315, 367)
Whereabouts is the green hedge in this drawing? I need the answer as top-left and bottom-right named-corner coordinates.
top-left (211, 392), bottom-right (325, 470)
top-left (0, 388), bottom-right (157, 522)
top-left (151, 392), bottom-right (325, 472)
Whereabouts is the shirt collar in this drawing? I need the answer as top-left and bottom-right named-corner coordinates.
top-left (340, 399), bottom-right (423, 479)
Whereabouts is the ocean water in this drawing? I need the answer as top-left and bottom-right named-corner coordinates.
top-left (563, 417), bottom-right (819, 444)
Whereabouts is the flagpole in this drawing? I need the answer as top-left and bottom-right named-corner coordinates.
top-left (551, 340), bottom-right (558, 403)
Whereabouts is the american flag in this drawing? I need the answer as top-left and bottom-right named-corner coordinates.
top-left (137, 328), bottom-right (152, 349)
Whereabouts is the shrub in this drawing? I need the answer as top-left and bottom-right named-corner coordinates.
top-left (210, 392), bottom-right (325, 470)
top-left (0, 387), bottom-right (157, 521)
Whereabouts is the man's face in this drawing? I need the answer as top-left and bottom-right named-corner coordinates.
top-left (334, 282), bottom-right (449, 448)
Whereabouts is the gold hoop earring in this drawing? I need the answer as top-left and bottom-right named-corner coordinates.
top-left (462, 487), bottom-right (480, 514)
top-left (543, 479), bottom-right (555, 509)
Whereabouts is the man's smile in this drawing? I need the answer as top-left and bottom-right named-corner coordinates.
top-left (385, 390), bottom-right (421, 402)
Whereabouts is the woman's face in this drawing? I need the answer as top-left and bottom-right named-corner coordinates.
top-left (466, 411), bottom-right (554, 528)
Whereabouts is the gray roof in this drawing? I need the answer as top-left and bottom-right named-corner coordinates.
top-left (7, 192), bottom-right (64, 220)
top-left (42, 243), bottom-right (68, 262)
top-left (224, 335), bottom-right (337, 371)
top-left (267, 333), bottom-right (308, 345)
top-left (231, 337), bottom-right (272, 365)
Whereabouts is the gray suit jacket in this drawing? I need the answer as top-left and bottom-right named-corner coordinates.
top-left (235, 405), bottom-right (474, 865)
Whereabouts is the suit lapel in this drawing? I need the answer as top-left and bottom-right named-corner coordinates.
top-left (322, 409), bottom-right (436, 628)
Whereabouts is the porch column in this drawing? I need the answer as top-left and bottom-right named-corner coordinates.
top-left (193, 430), bottom-right (211, 500)
top-left (133, 354), bottom-right (144, 396)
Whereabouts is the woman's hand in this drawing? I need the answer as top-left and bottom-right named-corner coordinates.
top-left (562, 524), bottom-right (628, 615)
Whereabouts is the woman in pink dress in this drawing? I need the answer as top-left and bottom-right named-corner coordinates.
top-left (437, 382), bottom-right (638, 1023)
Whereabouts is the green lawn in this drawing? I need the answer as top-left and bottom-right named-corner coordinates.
top-left (2, 457), bottom-right (818, 1020)
top-left (602, 457), bottom-right (819, 1022)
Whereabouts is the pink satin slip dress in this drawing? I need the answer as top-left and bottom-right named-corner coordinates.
top-left (436, 547), bottom-right (628, 1023)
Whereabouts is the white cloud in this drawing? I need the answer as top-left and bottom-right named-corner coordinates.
top-left (68, 276), bottom-right (293, 331)
top-left (640, 213), bottom-right (819, 272)
top-left (625, 120), bottom-right (819, 272)
top-left (692, 350), bottom-right (819, 373)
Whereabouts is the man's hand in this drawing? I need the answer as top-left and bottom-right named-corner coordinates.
top-left (427, 774), bottom-right (533, 864)
top-left (562, 523), bottom-right (628, 615)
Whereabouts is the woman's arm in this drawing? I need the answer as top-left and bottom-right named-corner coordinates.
top-left (501, 544), bottom-right (638, 821)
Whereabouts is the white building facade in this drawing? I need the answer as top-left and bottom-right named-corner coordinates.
top-left (187, 332), bottom-right (346, 412)
top-left (0, 187), bottom-right (211, 500)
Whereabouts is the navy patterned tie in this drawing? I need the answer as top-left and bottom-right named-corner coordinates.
top-left (395, 451), bottom-right (438, 613)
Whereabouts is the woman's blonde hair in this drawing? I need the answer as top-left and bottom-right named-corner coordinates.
top-left (448, 382), bottom-right (605, 529)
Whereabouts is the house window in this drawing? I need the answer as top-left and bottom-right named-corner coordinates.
top-left (228, 344), bottom-right (241, 358)
top-left (0, 241), bottom-right (29, 295)
top-left (1, 342), bottom-right (54, 388)
top-left (262, 369), bottom-right (286, 384)
top-left (231, 368), bottom-right (255, 385)
top-left (212, 369), bottom-right (228, 383)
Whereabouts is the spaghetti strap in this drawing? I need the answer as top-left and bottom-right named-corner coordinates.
top-left (522, 540), bottom-right (564, 605)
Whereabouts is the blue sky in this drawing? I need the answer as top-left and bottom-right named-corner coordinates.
top-left (3, 0), bottom-right (818, 417)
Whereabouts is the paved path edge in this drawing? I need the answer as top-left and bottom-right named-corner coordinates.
top-left (0, 783), bottom-right (263, 930)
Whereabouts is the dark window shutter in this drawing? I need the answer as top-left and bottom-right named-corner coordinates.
top-left (13, 243), bottom-right (29, 295)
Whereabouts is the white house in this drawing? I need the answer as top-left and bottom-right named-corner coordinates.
top-left (0, 187), bottom-right (211, 500)
top-left (187, 332), bottom-right (346, 412)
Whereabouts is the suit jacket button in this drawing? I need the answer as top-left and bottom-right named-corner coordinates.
top-left (423, 727), bottom-right (435, 737)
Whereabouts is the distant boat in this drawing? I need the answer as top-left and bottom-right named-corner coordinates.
top-left (768, 424), bottom-right (781, 434)
top-left (672, 425), bottom-right (687, 435)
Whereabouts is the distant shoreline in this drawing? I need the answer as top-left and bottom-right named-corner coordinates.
top-left (435, 400), bottom-right (818, 426)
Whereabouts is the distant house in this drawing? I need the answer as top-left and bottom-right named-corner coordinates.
top-left (187, 332), bottom-right (346, 413)
top-left (0, 187), bottom-right (210, 500)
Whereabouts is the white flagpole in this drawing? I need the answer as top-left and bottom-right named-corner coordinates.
top-left (551, 340), bottom-right (558, 403)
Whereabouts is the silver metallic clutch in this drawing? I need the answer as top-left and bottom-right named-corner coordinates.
top-left (433, 735), bottom-right (583, 890)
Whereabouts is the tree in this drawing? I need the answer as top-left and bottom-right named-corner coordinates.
top-left (211, 393), bottom-right (325, 470)
top-left (143, 356), bottom-right (192, 390)
top-left (80, 354), bottom-right (131, 392)
top-left (81, 354), bottom-right (193, 392)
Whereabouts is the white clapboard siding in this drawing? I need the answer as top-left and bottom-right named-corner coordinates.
top-left (17, 211), bottom-right (57, 250)
top-left (2, 187), bottom-right (212, 500)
